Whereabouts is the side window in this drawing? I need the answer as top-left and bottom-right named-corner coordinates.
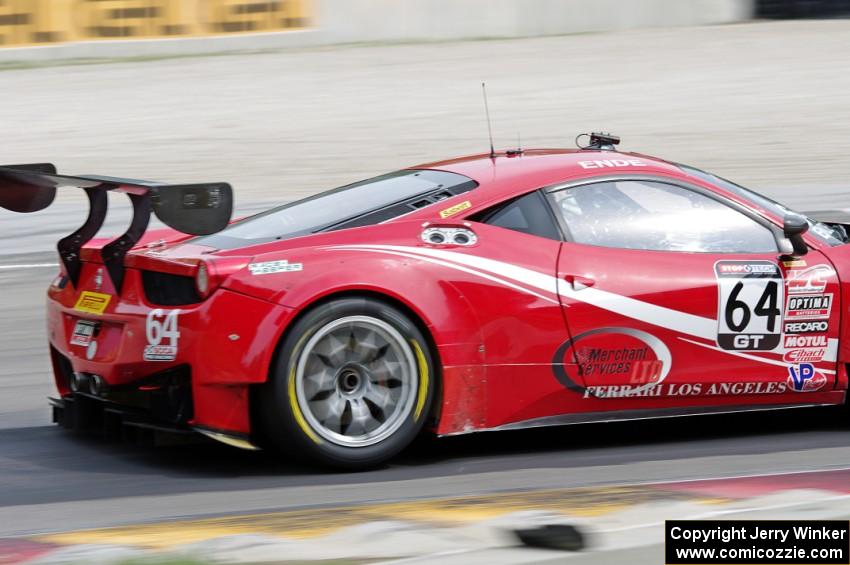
top-left (475, 191), bottom-right (561, 241)
top-left (550, 180), bottom-right (778, 253)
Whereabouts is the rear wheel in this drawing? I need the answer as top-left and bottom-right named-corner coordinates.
top-left (259, 297), bottom-right (435, 469)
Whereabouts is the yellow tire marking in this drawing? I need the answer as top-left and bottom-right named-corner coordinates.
top-left (289, 332), bottom-right (322, 444)
top-left (411, 340), bottom-right (429, 421)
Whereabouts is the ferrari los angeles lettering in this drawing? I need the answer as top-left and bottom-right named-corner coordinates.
top-left (714, 261), bottom-right (782, 351)
top-left (784, 294), bottom-right (832, 320)
top-left (144, 309), bottom-right (181, 361)
top-left (585, 381), bottom-right (788, 399)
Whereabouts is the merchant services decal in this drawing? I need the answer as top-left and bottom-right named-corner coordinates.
top-left (714, 260), bottom-right (782, 352)
top-left (551, 327), bottom-right (671, 396)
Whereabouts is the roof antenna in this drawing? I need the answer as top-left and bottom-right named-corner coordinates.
top-left (481, 82), bottom-right (495, 158)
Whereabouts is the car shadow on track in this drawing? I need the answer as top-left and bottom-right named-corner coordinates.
top-left (1, 406), bottom-right (848, 507)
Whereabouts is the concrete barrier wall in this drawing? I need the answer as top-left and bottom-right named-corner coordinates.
top-left (318, 0), bottom-right (753, 43)
top-left (0, 0), bottom-right (754, 62)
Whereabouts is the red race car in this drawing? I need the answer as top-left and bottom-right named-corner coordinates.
top-left (3, 132), bottom-right (850, 468)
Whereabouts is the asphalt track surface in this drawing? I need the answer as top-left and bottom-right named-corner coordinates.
top-left (2, 20), bottom-right (850, 541)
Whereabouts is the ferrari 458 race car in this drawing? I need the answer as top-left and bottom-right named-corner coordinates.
top-left (3, 132), bottom-right (850, 468)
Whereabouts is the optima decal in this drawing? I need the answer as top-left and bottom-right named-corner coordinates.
top-left (784, 294), bottom-right (832, 320)
top-left (552, 327), bottom-right (671, 395)
top-left (714, 260), bottom-right (782, 351)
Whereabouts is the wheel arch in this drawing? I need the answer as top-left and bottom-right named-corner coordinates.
top-left (250, 288), bottom-right (447, 442)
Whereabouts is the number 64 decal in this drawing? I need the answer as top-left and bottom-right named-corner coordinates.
top-left (144, 309), bottom-right (181, 361)
top-left (715, 261), bottom-right (782, 351)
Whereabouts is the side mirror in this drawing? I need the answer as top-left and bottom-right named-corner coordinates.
top-left (783, 213), bottom-right (809, 256)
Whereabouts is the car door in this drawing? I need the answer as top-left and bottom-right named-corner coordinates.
top-left (548, 177), bottom-right (840, 408)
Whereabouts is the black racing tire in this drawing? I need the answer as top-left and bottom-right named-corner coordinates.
top-left (259, 296), bottom-right (436, 469)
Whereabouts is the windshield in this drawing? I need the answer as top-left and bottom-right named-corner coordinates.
top-left (678, 165), bottom-right (846, 246)
top-left (196, 169), bottom-right (476, 249)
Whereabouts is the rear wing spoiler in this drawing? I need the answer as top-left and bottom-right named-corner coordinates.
top-left (0, 163), bottom-right (233, 292)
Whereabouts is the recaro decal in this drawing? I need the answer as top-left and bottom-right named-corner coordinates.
top-left (714, 260), bottom-right (782, 352)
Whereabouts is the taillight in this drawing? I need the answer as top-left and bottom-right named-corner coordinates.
top-left (195, 260), bottom-right (216, 299)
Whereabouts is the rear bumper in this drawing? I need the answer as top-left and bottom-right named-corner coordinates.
top-left (47, 265), bottom-right (296, 437)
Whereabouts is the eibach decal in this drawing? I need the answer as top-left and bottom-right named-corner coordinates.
top-left (714, 261), bottom-right (782, 351)
top-left (144, 309), bottom-right (181, 361)
top-left (784, 294), bottom-right (832, 320)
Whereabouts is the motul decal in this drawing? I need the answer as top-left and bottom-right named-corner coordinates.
top-left (714, 260), bottom-right (782, 351)
top-left (784, 293), bottom-right (832, 320)
top-left (784, 334), bottom-right (828, 348)
top-left (786, 265), bottom-right (834, 295)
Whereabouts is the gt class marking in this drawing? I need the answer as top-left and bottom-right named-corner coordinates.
top-left (73, 291), bottom-right (112, 315)
top-left (714, 261), bottom-right (782, 351)
top-left (144, 309), bottom-right (181, 361)
top-left (439, 200), bottom-right (471, 219)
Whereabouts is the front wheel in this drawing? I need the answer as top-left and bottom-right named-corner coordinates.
top-left (259, 297), bottom-right (435, 469)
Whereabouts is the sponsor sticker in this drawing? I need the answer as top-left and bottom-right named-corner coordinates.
top-left (786, 265), bottom-right (834, 295)
top-left (784, 293), bottom-right (832, 320)
top-left (787, 363), bottom-right (826, 392)
top-left (781, 259), bottom-right (806, 268)
top-left (577, 159), bottom-right (647, 169)
top-left (439, 200), bottom-right (472, 219)
top-left (144, 309), bottom-right (180, 362)
top-left (783, 348), bottom-right (826, 363)
top-left (784, 334), bottom-right (828, 348)
top-left (783, 320), bottom-right (828, 334)
top-left (73, 291), bottom-right (111, 315)
top-left (70, 320), bottom-right (98, 347)
top-left (248, 260), bottom-right (303, 275)
top-left (552, 327), bottom-right (671, 396)
top-left (714, 261), bottom-right (782, 351)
